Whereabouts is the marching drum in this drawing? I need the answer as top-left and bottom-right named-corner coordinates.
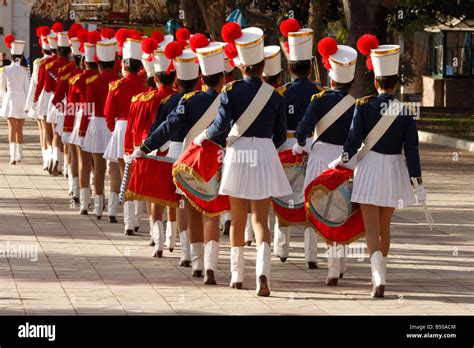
top-left (172, 139), bottom-right (230, 216)
top-left (271, 149), bottom-right (307, 225)
top-left (126, 151), bottom-right (180, 207)
top-left (305, 166), bottom-right (364, 244)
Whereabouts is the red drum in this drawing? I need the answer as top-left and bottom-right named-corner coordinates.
top-left (272, 149), bottom-right (307, 225)
top-left (126, 151), bottom-right (180, 207)
top-left (172, 139), bottom-right (230, 217)
top-left (305, 166), bottom-right (364, 244)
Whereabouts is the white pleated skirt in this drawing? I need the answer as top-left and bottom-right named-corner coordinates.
top-left (303, 141), bottom-right (345, 190)
top-left (37, 90), bottom-right (52, 116)
top-left (27, 107), bottom-right (39, 120)
top-left (219, 136), bottom-right (292, 200)
top-left (54, 99), bottom-right (66, 136)
top-left (352, 151), bottom-right (415, 208)
top-left (68, 108), bottom-right (84, 147)
top-left (0, 91), bottom-right (26, 119)
top-left (103, 120), bottom-right (127, 162)
top-left (167, 141), bottom-right (183, 194)
top-left (83, 117), bottom-right (112, 154)
top-left (46, 94), bottom-right (60, 124)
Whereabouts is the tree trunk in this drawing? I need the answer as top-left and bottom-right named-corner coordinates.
top-left (307, 0), bottom-right (329, 85)
top-left (180, 0), bottom-right (207, 34)
top-left (343, 0), bottom-right (380, 98)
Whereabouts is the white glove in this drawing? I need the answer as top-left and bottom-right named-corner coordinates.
top-left (123, 154), bottom-right (132, 163)
top-left (415, 185), bottom-right (426, 204)
top-left (292, 142), bottom-right (305, 155)
top-left (328, 157), bottom-right (344, 169)
top-left (131, 148), bottom-right (145, 160)
top-left (193, 130), bottom-right (208, 147)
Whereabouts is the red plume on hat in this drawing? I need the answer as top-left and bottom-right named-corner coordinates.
top-left (4, 34), bottom-right (15, 49)
top-left (52, 22), bottom-right (64, 34)
top-left (77, 28), bottom-right (89, 53)
top-left (40, 26), bottom-right (51, 37)
top-left (189, 33), bottom-right (209, 53)
top-left (151, 31), bottom-right (164, 44)
top-left (279, 18), bottom-right (300, 54)
top-left (164, 41), bottom-right (183, 74)
top-left (100, 27), bottom-right (116, 40)
top-left (317, 37), bottom-right (338, 70)
top-left (176, 28), bottom-right (190, 42)
top-left (36, 26), bottom-right (43, 38)
top-left (68, 23), bottom-right (84, 39)
top-left (116, 28), bottom-right (130, 48)
top-left (221, 22), bottom-right (242, 67)
top-left (142, 37), bottom-right (158, 62)
top-left (356, 34), bottom-right (379, 71)
top-left (87, 31), bottom-right (101, 45)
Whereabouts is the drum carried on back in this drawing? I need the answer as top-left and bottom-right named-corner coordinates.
top-left (271, 149), bottom-right (307, 225)
top-left (172, 139), bottom-right (230, 216)
top-left (305, 166), bottom-right (364, 244)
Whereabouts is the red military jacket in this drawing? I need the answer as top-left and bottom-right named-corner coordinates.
top-left (85, 69), bottom-right (121, 118)
top-left (51, 61), bottom-right (77, 108)
top-left (124, 84), bottom-right (177, 154)
top-left (62, 70), bottom-right (82, 133)
top-left (44, 56), bottom-right (69, 96)
top-left (33, 55), bottom-right (56, 102)
top-left (69, 69), bottom-right (99, 137)
top-left (104, 72), bottom-right (147, 132)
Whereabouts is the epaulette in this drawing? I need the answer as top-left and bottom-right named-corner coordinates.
top-left (58, 64), bottom-right (69, 74)
top-left (33, 58), bottom-right (42, 66)
top-left (222, 79), bottom-right (242, 93)
top-left (140, 90), bottom-right (157, 102)
top-left (277, 82), bottom-right (291, 97)
top-left (108, 77), bottom-right (125, 92)
top-left (0, 67), bottom-right (4, 73)
top-left (131, 92), bottom-right (144, 103)
top-left (86, 75), bottom-right (99, 85)
top-left (160, 94), bottom-right (173, 105)
top-left (182, 90), bottom-right (200, 101)
top-left (311, 89), bottom-right (329, 101)
top-left (69, 73), bottom-right (82, 85)
top-left (45, 61), bottom-right (56, 71)
top-left (356, 95), bottom-right (376, 106)
top-left (60, 72), bottom-right (72, 82)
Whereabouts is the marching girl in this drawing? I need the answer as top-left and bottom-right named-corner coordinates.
top-left (0, 35), bottom-right (28, 165)
top-left (193, 23), bottom-right (292, 296)
top-left (68, 31), bottom-right (100, 215)
top-left (293, 37), bottom-right (358, 285)
top-left (274, 19), bottom-right (320, 268)
top-left (126, 34), bottom-right (178, 246)
top-left (134, 34), bottom-right (226, 284)
top-left (103, 35), bottom-right (147, 234)
top-left (329, 34), bottom-right (425, 297)
top-left (133, 41), bottom-right (199, 265)
top-left (82, 30), bottom-right (120, 220)
top-left (24, 26), bottom-right (52, 169)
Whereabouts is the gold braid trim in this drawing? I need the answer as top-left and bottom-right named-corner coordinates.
top-left (125, 191), bottom-right (179, 208)
top-left (272, 206), bottom-right (306, 226)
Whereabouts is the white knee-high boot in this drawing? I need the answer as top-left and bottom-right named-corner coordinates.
top-left (9, 143), bottom-right (17, 164)
top-left (204, 240), bottom-right (219, 285)
top-left (41, 148), bottom-right (47, 169)
top-left (94, 194), bottom-right (104, 220)
top-left (178, 230), bottom-right (191, 267)
top-left (108, 192), bottom-right (118, 222)
top-left (273, 222), bottom-right (290, 262)
top-left (304, 227), bottom-right (318, 269)
top-left (326, 245), bottom-right (342, 286)
top-left (244, 213), bottom-right (254, 246)
top-left (152, 220), bottom-right (165, 257)
top-left (57, 148), bottom-right (64, 175)
top-left (190, 242), bottom-right (204, 277)
top-left (72, 177), bottom-right (80, 201)
top-left (165, 220), bottom-right (177, 252)
top-left (256, 242), bottom-right (271, 296)
top-left (79, 188), bottom-right (90, 214)
top-left (123, 200), bottom-right (135, 235)
top-left (230, 246), bottom-right (244, 288)
top-left (15, 143), bottom-right (23, 162)
top-left (370, 251), bottom-right (385, 298)
top-left (67, 166), bottom-right (73, 195)
top-left (134, 200), bottom-right (143, 232)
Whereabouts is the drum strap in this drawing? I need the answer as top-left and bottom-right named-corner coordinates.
top-left (182, 94), bottom-right (220, 152)
top-left (357, 98), bottom-right (402, 161)
top-left (226, 81), bottom-right (274, 146)
top-left (311, 94), bottom-right (355, 148)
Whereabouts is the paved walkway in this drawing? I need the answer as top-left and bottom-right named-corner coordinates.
top-left (0, 120), bottom-right (473, 315)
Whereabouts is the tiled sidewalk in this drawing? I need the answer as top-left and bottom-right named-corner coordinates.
top-left (0, 120), bottom-right (473, 315)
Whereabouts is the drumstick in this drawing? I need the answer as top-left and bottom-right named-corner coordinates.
top-left (119, 159), bottom-right (132, 204)
top-left (411, 177), bottom-right (435, 231)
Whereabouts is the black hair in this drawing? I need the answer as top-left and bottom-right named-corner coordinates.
top-left (42, 48), bottom-right (52, 56)
top-left (98, 60), bottom-right (115, 69)
top-left (375, 75), bottom-right (399, 90)
top-left (332, 79), bottom-right (353, 91)
top-left (85, 61), bottom-right (98, 70)
top-left (147, 76), bottom-right (156, 88)
top-left (11, 54), bottom-right (23, 63)
top-left (242, 59), bottom-right (265, 77)
top-left (50, 48), bottom-right (57, 55)
top-left (202, 72), bottom-right (224, 88)
top-left (263, 71), bottom-right (281, 86)
top-left (289, 60), bottom-right (312, 78)
top-left (57, 46), bottom-right (71, 58)
top-left (123, 58), bottom-right (142, 74)
top-left (155, 71), bottom-right (176, 86)
top-left (177, 77), bottom-right (199, 92)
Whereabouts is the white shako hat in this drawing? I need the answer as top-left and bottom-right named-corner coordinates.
top-left (153, 35), bottom-right (173, 72)
top-left (96, 40), bottom-right (117, 62)
top-left (70, 38), bottom-right (81, 55)
top-left (41, 36), bottom-right (50, 50)
top-left (123, 37), bottom-right (143, 60)
top-left (141, 53), bottom-right (155, 77)
top-left (57, 32), bottom-right (70, 48)
top-left (84, 43), bottom-right (96, 63)
top-left (371, 44), bottom-right (400, 76)
top-left (196, 42), bottom-right (225, 76)
top-left (174, 49), bottom-right (200, 80)
top-left (234, 27), bottom-right (264, 65)
top-left (263, 45), bottom-right (281, 77)
top-left (11, 40), bottom-right (25, 55)
top-left (288, 28), bottom-right (313, 61)
top-left (48, 32), bottom-right (58, 49)
top-left (224, 57), bottom-right (234, 73)
top-left (329, 45), bottom-right (357, 83)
